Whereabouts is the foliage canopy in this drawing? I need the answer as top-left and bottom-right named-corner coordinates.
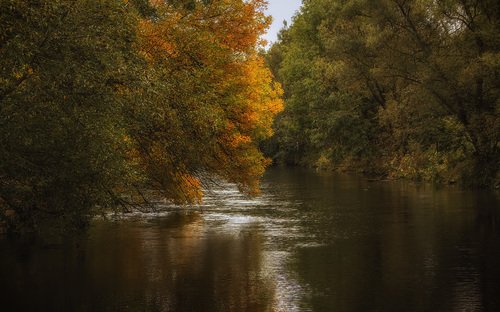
top-left (0, 0), bottom-right (282, 234)
top-left (266, 0), bottom-right (499, 187)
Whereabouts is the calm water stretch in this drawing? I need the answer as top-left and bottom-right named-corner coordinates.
top-left (1, 168), bottom-right (499, 311)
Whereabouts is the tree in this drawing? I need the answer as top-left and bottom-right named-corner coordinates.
top-left (0, 0), bottom-right (283, 235)
top-left (268, 0), bottom-right (499, 186)
top-left (0, 0), bottom-right (140, 234)
top-left (126, 0), bottom-right (282, 203)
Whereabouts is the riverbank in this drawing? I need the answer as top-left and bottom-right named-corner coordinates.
top-left (270, 157), bottom-right (500, 190)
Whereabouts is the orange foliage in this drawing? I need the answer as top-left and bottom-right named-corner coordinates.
top-left (128, 0), bottom-right (283, 203)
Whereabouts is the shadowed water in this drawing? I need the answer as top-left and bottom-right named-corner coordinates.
top-left (1, 168), bottom-right (499, 311)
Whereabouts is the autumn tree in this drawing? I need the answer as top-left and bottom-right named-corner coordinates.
top-left (123, 0), bottom-right (282, 205)
top-left (0, 0), bottom-right (282, 235)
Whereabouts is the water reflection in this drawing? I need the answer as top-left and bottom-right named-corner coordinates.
top-left (0, 168), bottom-right (499, 312)
top-left (0, 215), bottom-right (280, 311)
top-left (274, 169), bottom-right (500, 312)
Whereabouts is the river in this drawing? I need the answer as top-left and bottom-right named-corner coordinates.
top-left (1, 168), bottom-right (499, 311)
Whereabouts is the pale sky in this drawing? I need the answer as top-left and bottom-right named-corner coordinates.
top-left (263, 0), bottom-right (302, 47)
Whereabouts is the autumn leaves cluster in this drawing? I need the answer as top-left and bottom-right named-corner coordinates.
top-left (0, 0), bottom-right (282, 233)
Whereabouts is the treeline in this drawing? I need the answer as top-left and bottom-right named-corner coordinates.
top-left (0, 0), bottom-right (282, 234)
top-left (265, 0), bottom-right (499, 188)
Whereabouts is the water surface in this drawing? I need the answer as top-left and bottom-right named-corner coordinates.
top-left (1, 168), bottom-right (499, 311)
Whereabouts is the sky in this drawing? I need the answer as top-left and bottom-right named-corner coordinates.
top-left (263, 0), bottom-right (302, 47)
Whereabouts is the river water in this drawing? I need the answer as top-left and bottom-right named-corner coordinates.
top-left (1, 168), bottom-right (499, 311)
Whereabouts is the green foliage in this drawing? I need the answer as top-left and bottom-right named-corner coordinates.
top-left (0, 0), bottom-right (139, 235)
top-left (267, 0), bottom-right (499, 186)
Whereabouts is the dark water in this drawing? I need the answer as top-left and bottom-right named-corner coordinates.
top-left (1, 168), bottom-right (499, 312)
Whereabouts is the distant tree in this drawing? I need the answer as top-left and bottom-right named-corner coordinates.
top-left (268, 0), bottom-right (499, 186)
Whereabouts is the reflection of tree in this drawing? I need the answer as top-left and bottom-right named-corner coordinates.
top-left (0, 212), bottom-right (277, 311)
top-left (283, 170), bottom-right (500, 312)
top-left (86, 213), bottom-right (278, 311)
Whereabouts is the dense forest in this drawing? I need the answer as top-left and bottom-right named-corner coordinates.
top-left (265, 0), bottom-right (499, 188)
top-left (0, 0), bottom-right (282, 235)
